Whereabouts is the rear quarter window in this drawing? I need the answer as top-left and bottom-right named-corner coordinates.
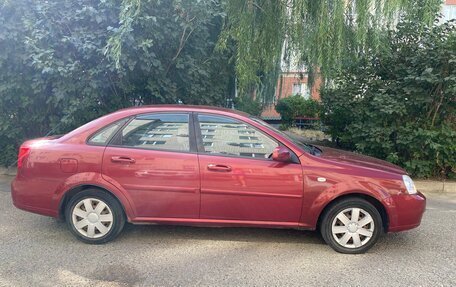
top-left (87, 119), bottom-right (128, 146)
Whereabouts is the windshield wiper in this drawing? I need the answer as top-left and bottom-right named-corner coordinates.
top-left (299, 142), bottom-right (321, 156)
top-left (308, 144), bottom-right (322, 156)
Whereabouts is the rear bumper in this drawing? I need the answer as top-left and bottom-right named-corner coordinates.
top-left (388, 191), bottom-right (426, 232)
top-left (11, 176), bottom-right (58, 218)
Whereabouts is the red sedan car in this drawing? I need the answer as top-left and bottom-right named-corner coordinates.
top-left (11, 105), bottom-right (426, 253)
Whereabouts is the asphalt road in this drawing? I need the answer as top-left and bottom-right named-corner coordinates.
top-left (0, 175), bottom-right (455, 287)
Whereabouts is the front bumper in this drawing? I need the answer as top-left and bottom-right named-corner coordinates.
top-left (388, 191), bottom-right (426, 232)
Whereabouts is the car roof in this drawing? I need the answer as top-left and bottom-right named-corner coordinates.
top-left (117, 105), bottom-right (251, 118)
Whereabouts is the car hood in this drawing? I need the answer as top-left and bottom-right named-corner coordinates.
top-left (315, 145), bottom-right (406, 175)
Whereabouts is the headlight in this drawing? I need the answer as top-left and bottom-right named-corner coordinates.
top-left (402, 175), bottom-right (417, 194)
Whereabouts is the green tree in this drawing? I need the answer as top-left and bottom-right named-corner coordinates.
top-left (321, 18), bottom-right (456, 178)
top-left (222, 0), bottom-right (443, 94)
top-left (115, 0), bottom-right (443, 103)
top-left (105, 0), bottom-right (235, 105)
top-left (0, 0), bottom-right (234, 166)
top-left (1, 0), bottom-right (123, 165)
top-left (234, 94), bottom-right (263, 116)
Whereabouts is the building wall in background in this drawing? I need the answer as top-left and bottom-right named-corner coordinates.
top-left (443, 0), bottom-right (456, 21)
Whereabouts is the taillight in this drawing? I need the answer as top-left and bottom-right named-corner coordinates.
top-left (17, 146), bottom-right (30, 169)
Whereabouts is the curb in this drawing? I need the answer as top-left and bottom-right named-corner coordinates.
top-left (415, 180), bottom-right (456, 194)
top-left (0, 167), bottom-right (16, 176)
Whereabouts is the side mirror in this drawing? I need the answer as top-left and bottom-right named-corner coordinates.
top-left (272, 146), bottom-right (291, 162)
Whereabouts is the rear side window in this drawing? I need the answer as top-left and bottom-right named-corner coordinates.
top-left (88, 119), bottom-right (127, 145)
top-left (118, 113), bottom-right (190, 152)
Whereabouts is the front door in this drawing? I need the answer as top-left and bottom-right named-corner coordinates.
top-left (102, 113), bottom-right (200, 218)
top-left (196, 114), bottom-right (303, 222)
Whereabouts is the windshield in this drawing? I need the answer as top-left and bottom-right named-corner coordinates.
top-left (250, 117), bottom-right (319, 155)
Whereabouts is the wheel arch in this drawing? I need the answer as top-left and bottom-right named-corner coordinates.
top-left (316, 192), bottom-right (389, 233)
top-left (58, 184), bottom-right (129, 221)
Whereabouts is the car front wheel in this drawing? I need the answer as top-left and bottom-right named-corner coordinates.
top-left (65, 189), bottom-right (125, 244)
top-left (320, 198), bottom-right (383, 254)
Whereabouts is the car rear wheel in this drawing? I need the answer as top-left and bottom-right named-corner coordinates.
top-left (65, 189), bottom-right (125, 244)
top-left (320, 198), bottom-right (382, 254)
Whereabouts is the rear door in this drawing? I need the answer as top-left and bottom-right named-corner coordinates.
top-left (102, 113), bottom-right (200, 219)
top-left (195, 113), bottom-right (303, 223)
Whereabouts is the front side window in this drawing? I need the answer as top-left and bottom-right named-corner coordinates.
top-left (239, 135), bottom-right (259, 140)
top-left (251, 116), bottom-right (320, 155)
top-left (238, 130), bottom-right (255, 135)
top-left (198, 114), bottom-right (277, 159)
top-left (118, 113), bottom-right (190, 152)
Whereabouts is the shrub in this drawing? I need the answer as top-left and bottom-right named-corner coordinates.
top-left (321, 19), bottom-right (456, 178)
top-left (275, 95), bottom-right (321, 128)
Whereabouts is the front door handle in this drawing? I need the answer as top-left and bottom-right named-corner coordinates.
top-left (111, 156), bottom-right (136, 164)
top-left (207, 164), bottom-right (232, 172)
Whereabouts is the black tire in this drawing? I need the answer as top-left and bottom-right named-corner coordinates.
top-left (65, 189), bottom-right (125, 244)
top-left (320, 197), bottom-right (383, 254)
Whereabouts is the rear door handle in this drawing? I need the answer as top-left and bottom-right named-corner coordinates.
top-left (111, 156), bottom-right (136, 164)
top-left (207, 164), bottom-right (232, 172)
